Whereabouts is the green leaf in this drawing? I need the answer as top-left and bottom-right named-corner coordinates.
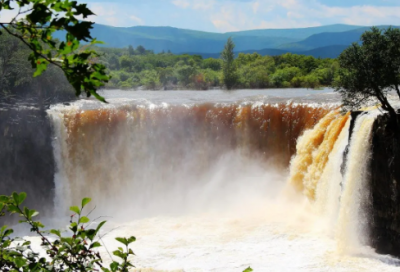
top-left (90, 241), bottom-right (101, 249)
top-left (0, 195), bottom-right (8, 203)
top-left (115, 237), bottom-right (128, 246)
top-left (243, 267), bottom-right (253, 272)
top-left (19, 192), bottom-right (27, 205)
top-left (4, 229), bottom-right (14, 237)
top-left (110, 262), bottom-right (119, 271)
top-left (127, 236), bottom-right (136, 244)
top-left (31, 210), bottom-right (39, 218)
top-left (13, 192), bottom-right (26, 206)
top-left (113, 250), bottom-right (125, 259)
top-left (0, 225), bottom-right (7, 234)
top-left (70, 206), bottom-right (80, 215)
top-left (86, 229), bottom-right (96, 240)
top-left (50, 229), bottom-right (61, 237)
top-left (15, 257), bottom-right (27, 268)
top-left (79, 216), bottom-right (90, 224)
top-left (95, 220), bottom-right (107, 235)
top-left (81, 197), bottom-right (91, 208)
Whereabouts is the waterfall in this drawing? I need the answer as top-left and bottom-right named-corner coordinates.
top-left (47, 101), bottom-right (331, 218)
top-left (288, 110), bottom-right (380, 252)
top-left (47, 98), bottom-right (383, 256)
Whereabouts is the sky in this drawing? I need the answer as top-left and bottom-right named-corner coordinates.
top-left (75, 0), bottom-right (400, 32)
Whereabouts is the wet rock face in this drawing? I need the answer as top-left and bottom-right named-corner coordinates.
top-left (0, 105), bottom-right (55, 219)
top-left (368, 114), bottom-right (400, 257)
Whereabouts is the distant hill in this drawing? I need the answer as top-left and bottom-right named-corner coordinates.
top-left (190, 44), bottom-right (350, 59)
top-left (279, 25), bottom-right (400, 51)
top-left (84, 24), bottom-right (297, 53)
top-left (60, 23), bottom-right (375, 55)
top-left (227, 24), bottom-right (362, 40)
top-left (54, 23), bottom-right (399, 58)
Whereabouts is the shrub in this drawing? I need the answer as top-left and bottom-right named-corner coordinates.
top-left (0, 192), bottom-right (135, 272)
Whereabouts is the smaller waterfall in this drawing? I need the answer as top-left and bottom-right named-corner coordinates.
top-left (336, 112), bottom-right (378, 253)
top-left (288, 110), bottom-right (380, 252)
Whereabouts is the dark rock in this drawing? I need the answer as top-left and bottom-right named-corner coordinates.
top-left (368, 113), bottom-right (400, 256)
top-left (0, 105), bottom-right (55, 224)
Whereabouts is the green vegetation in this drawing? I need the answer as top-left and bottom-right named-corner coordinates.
top-left (96, 45), bottom-right (340, 90)
top-left (0, 31), bottom-right (75, 103)
top-left (0, 0), bottom-right (110, 102)
top-left (335, 27), bottom-right (400, 122)
top-left (0, 192), bottom-right (253, 271)
top-left (221, 37), bottom-right (238, 90)
top-left (0, 193), bottom-right (136, 271)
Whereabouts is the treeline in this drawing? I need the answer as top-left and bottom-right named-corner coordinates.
top-left (96, 45), bottom-right (340, 90)
top-left (0, 34), bottom-right (341, 101)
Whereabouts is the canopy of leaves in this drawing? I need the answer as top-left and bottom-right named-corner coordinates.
top-left (0, 0), bottom-right (110, 102)
top-left (334, 27), bottom-right (400, 117)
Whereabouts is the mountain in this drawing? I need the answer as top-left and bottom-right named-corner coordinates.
top-left (227, 24), bottom-right (362, 40)
top-left (69, 23), bottom-right (369, 55)
top-left (279, 25), bottom-right (400, 51)
top-left (86, 24), bottom-right (298, 53)
top-left (190, 45), bottom-right (350, 59)
top-left (54, 23), bottom-right (398, 58)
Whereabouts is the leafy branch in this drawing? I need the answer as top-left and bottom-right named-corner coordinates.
top-left (0, 0), bottom-right (110, 102)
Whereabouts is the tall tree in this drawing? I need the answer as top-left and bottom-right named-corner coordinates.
top-left (128, 45), bottom-right (135, 55)
top-left (137, 45), bottom-right (146, 55)
top-left (335, 27), bottom-right (400, 123)
top-left (0, 0), bottom-right (110, 102)
top-left (221, 37), bottom-right (238, 90)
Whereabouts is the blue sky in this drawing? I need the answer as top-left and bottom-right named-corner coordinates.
top-left (83, 0), bottom-right (400, 32)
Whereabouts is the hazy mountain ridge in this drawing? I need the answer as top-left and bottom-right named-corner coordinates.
top-left (79, 24), bottom-right (399, 58)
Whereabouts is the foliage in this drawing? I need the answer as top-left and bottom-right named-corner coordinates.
top-left (334, 27), bottom-right (400, 120)
top-left (221, 37), bottom-right (238, 90)
top-left (0, 0), bottom-right (110, 102)
top-left (0, 192), bottom-right (136, 271)
top-left (93, 44), bottom-right (339, 91)
top-left (0, 31), bottom-right (75, 103)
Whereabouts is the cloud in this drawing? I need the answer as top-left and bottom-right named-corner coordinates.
top-left (207, 0), bottom-right (400, 31)
top-left (130, 15), bottom-right (144, 25)
top-left (172, 0), bottom-right (215, 10)
top-left (172, 0), bottom-right (190, 9)
top-left (81, 0), bottom-right (400, 32)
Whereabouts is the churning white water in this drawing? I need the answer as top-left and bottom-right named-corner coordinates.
top-left (43, 90), bottom-right (400, 271)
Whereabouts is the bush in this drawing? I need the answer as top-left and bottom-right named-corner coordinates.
top-left (0, 192), bottom-right (135, 271)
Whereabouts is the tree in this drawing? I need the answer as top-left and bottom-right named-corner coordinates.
top-left (136, 45), bottom-right (146, 55)
top-left (221, 37), bottom-right (238, 90)
top-left (128, 45), bottom-right (135, 55)
top-left (335, 27), bottom-right (400, 123)
top-left (0, 0), bottom-right (110, 102)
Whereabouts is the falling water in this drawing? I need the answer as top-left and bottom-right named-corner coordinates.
top-left (44, 90), bottom-right (399, 271)
top-left (48, 101), bottom-right (330, 217)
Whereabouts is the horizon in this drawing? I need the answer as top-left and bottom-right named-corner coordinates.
top-left (81, 0), bottom-right (400, 32)
top-left (98, 22), bottom-right (396, 34)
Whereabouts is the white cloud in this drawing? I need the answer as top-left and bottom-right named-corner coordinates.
top-left (207, 0), bottom-right (400, 31)
top-left (172, 0), bottom-right (215, 10)
top-left (130, 15), bottom-right (144, 25)
top-left (82, 0), bottom-right (400, 31)
top-left (252, 1), bottom-right (260, 14)
top-left (172, 0), bottom-right (190, 9)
